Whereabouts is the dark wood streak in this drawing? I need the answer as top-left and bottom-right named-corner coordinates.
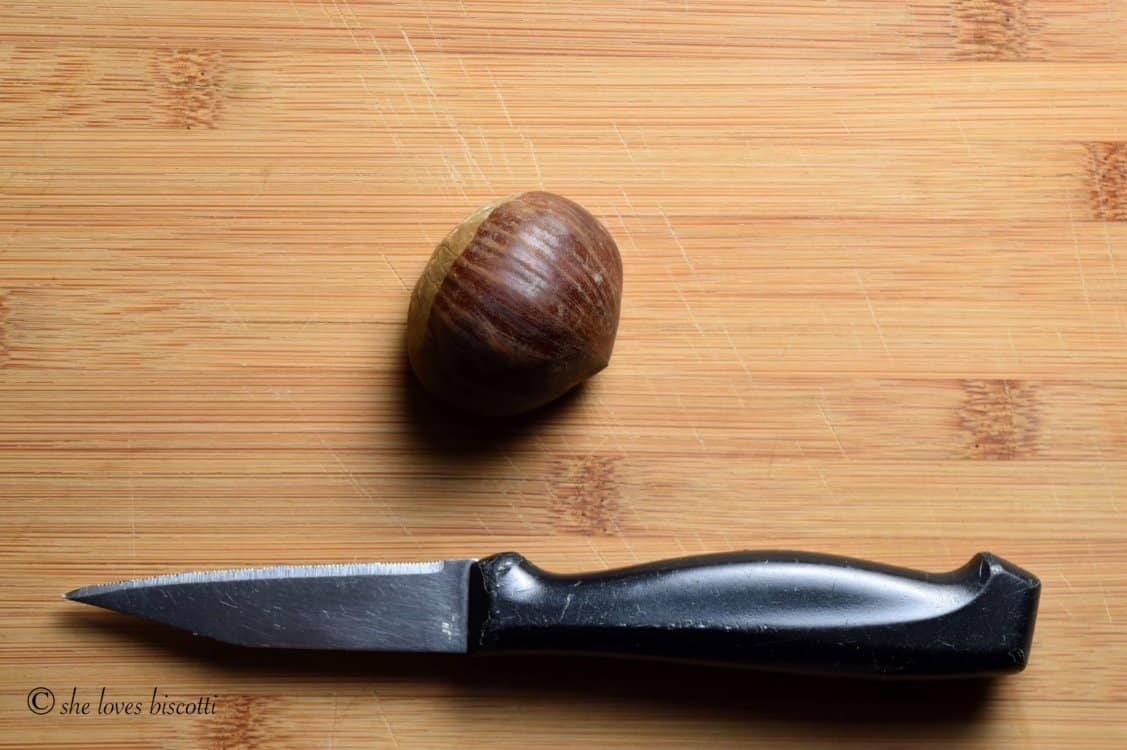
top-left (953, 0), bottom-right (1037, 61)
top-left (198, 693), bottom-right (257, 748)
top-left (1086, 143), bottom-right (1127, 222)
top-left (149, 48), bottom-right (225, 129)
top-left (551, 454), bottom-right (623, 536)
top-left (958, 379), bottom-right (1039, 459)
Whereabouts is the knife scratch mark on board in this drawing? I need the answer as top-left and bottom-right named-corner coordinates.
top-left (613, 122), bottom-right (638, 164)
top-left (273, 387), bottom-right (415, 537)
top-left (719, 322), bottom-right (753, 386)
top-left (373, 694), bottom-right (402, 750)
top-left (497, 450), bottom-right (536, 532)
top-left (327, 694), bottom-right (340, 749)
top-left (401, 29), bottom-right (437, 99)
top-left (383, 255), bottom-right (409, 291)
top-left (486, 68), bottom-right (513, 126)
top-left (522, 130), bottom-right (545, 189)
top-left (657, 204), bottom-right (694, 273)
top-left (817, 395), bottom-right (847, 458)
top-left (668, 270), bottom-right (704, 335)
top-left (329, 0), bottom-right (361, 48)
top-left (611, 206), bottom-right (639, 260)
top-left (285, 0), bottom-right (306, 27)
top-left (1066, 199), bottom-right (1095, 313)
top-left (854, 270), bottom-right (890, 356)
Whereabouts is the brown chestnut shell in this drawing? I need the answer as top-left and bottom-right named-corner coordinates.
top-left (407, 192), bottom-right (623, 416)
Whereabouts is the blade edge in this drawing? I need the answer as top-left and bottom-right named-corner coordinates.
top-left (65, 559), bottom-right (448, 603)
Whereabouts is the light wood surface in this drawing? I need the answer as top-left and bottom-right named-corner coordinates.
top-left (2, 1), bottom-right (1126, 747)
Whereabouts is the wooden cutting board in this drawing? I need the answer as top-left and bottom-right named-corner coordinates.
top-left (2, 2), bottom-right (1125, 747)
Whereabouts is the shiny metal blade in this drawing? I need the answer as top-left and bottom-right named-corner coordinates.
top-left (65, 559), bottom-right (477, 653)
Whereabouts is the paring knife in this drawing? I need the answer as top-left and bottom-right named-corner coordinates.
top-left (66, 550), bottom-right (1040, 677)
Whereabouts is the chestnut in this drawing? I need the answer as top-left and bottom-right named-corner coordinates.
top-left (407, 191), bottom-right (623, 416)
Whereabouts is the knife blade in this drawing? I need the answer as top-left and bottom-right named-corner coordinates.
top-left (67, 559), bottom-right (477, 652)
top-left (66, 550), bottom-right (1040, 677)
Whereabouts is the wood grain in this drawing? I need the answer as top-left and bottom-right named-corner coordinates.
top-left (2, 1), bottom-right (1126, 748)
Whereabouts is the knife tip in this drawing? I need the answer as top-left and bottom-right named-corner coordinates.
top-left (63, 587), bottom-right (91, 603)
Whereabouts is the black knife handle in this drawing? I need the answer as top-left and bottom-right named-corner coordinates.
top-left (473, 551), bottom-right (1040, 677)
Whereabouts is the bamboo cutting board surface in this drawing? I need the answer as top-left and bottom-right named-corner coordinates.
top-left (2, 1), bottom-right (1126, 747)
